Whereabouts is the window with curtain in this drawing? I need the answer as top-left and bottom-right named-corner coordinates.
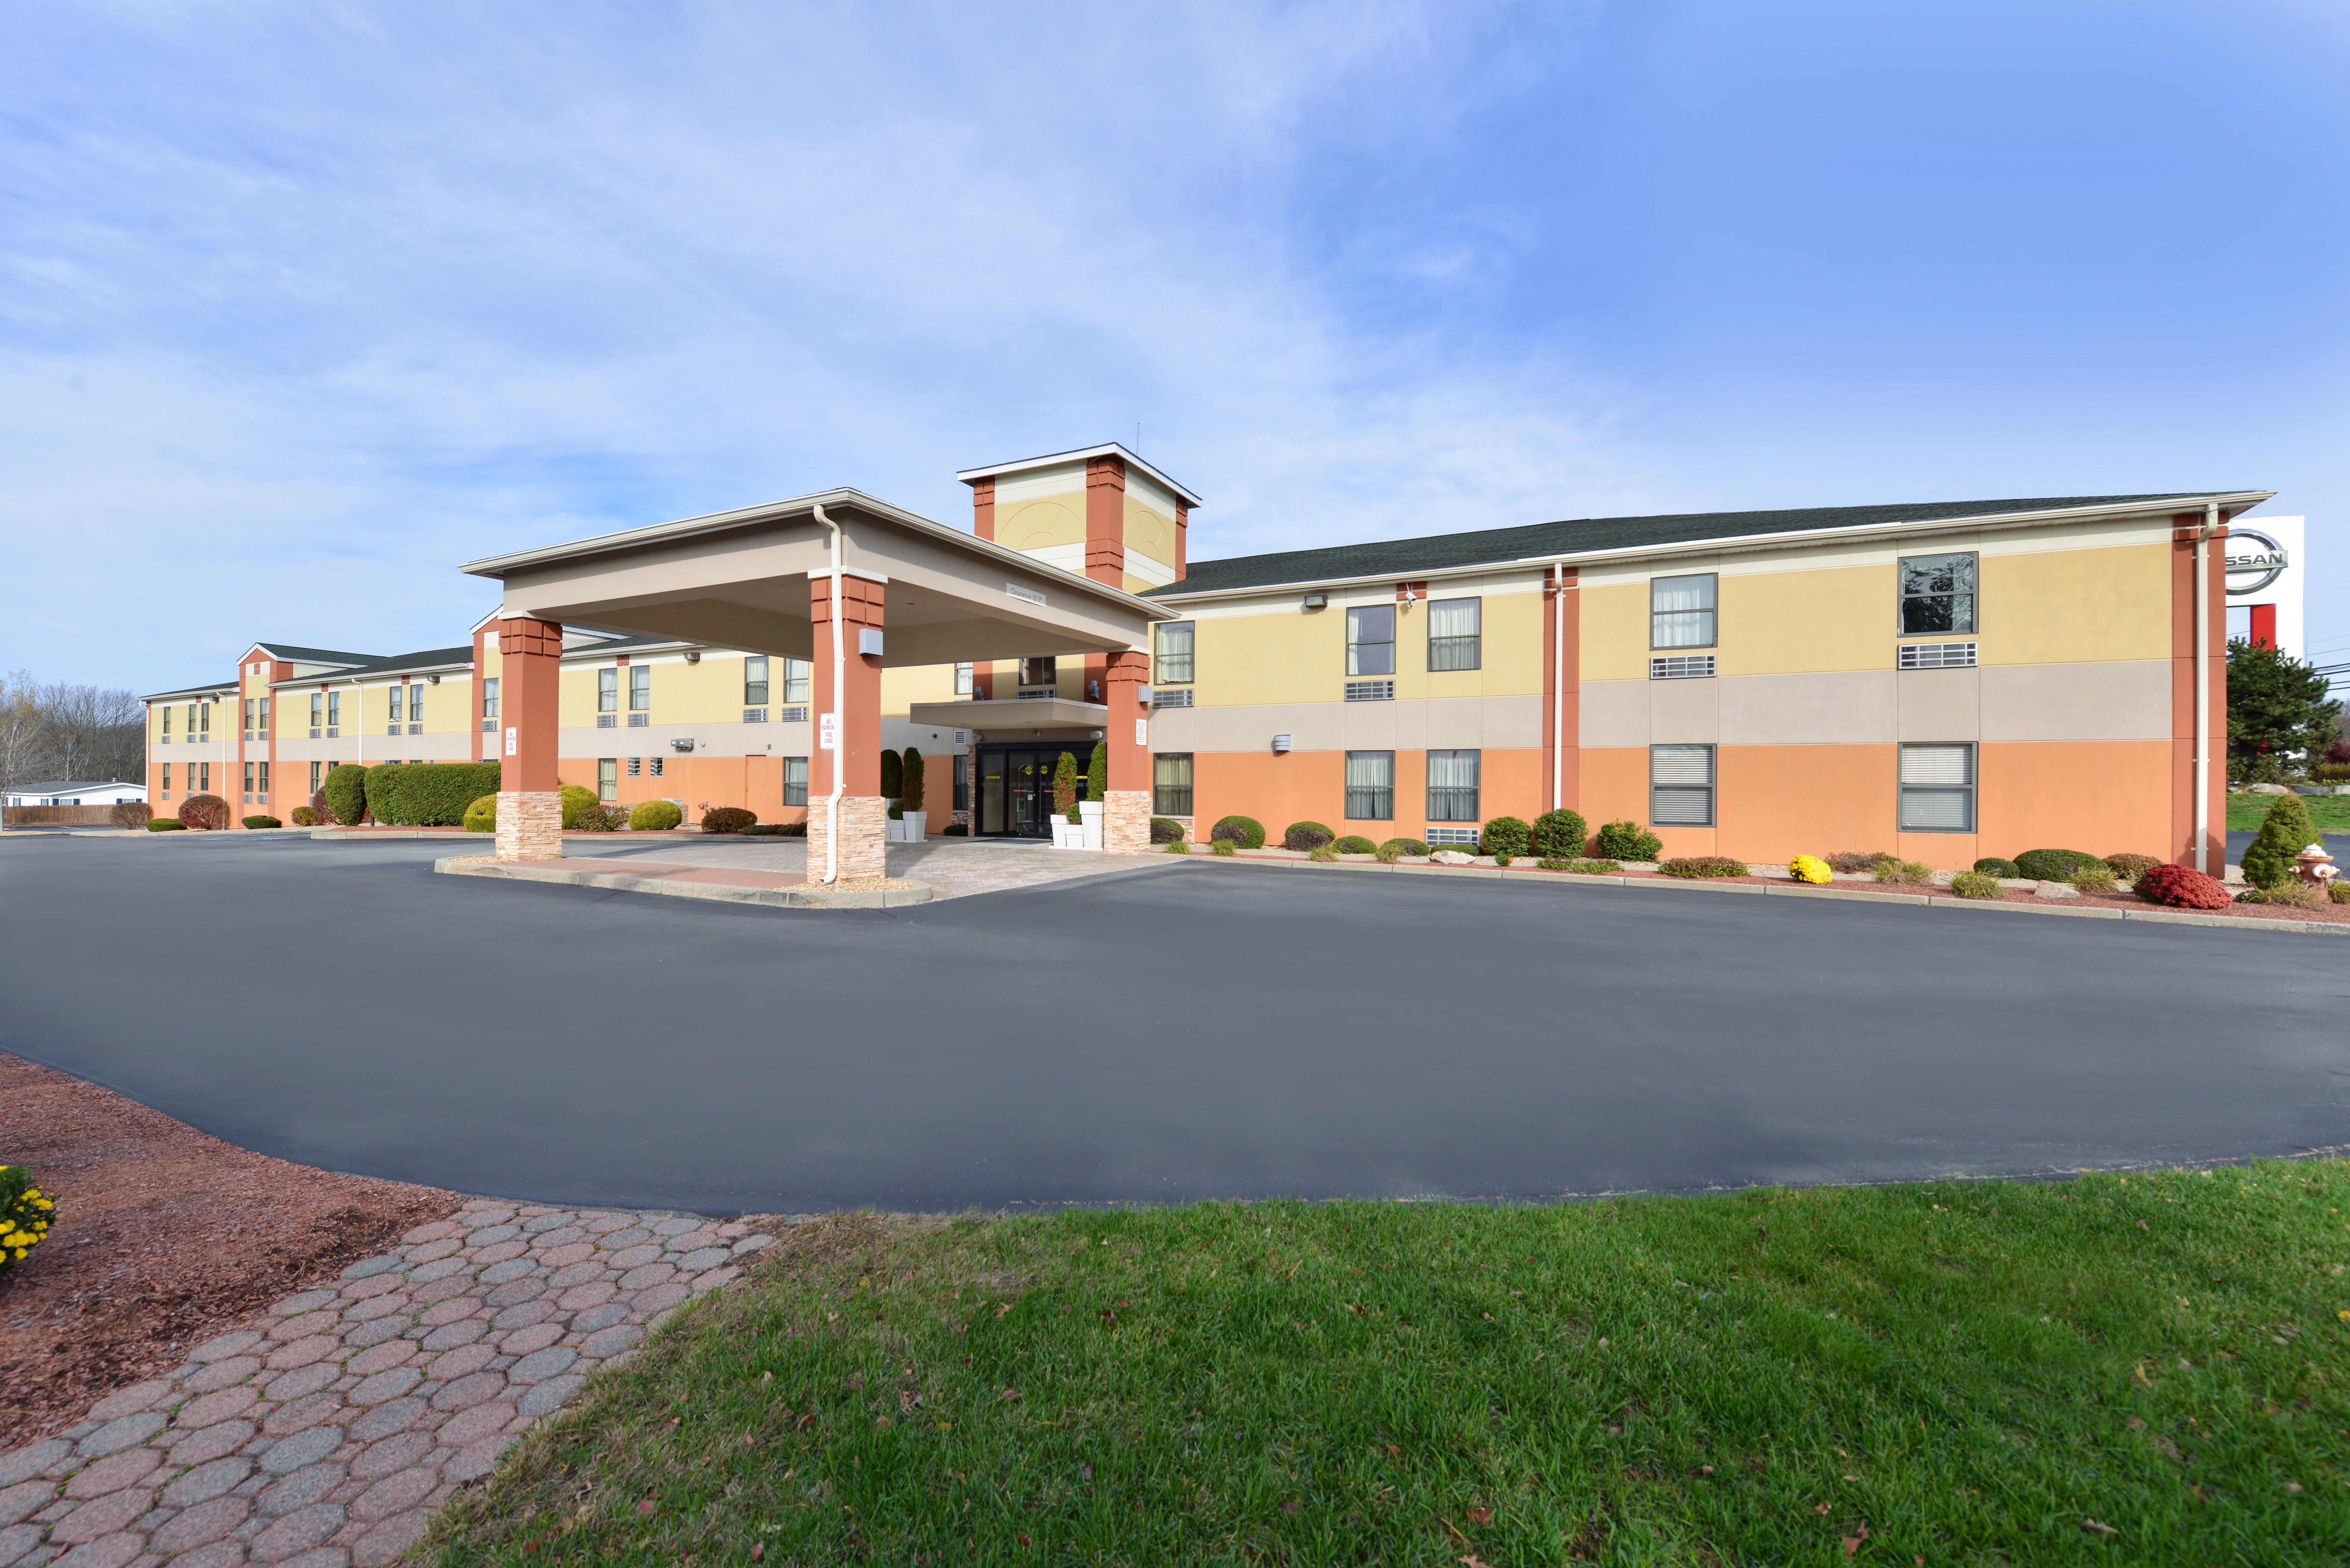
top-left (309, 761), bottom-right (321, 792)
top-left (196, 703), bottom-right (209, 735)
top-left (1899, 553), bottom-right (1976, 634)
top-left (1426, 598), bottom-right (1481, 671)
top-left (480, 679), bottom-right (497, 719)
top-left (256, 761), bottom-right (268, 796)
top-left (161, 707), bottom-right (171, 736)
top-left (243, 698), bottom-right (256, 735)
top-left (198, 762), bottom-right (209, 792)
top-left (1650, 575), bottom-right (1717, 649)
top-left (243, 761), bottom-right (255, 795)
top-left (1650, 744), bottom-right (1715, 826)
top-left (1156, 621), bottom-right (1195, 685)
top-left (327, 691), bottom-right (340, 726)
top-left (629, 666), bottom-right (651, 710)
top-left (743, 656), bottom-right (769, 706)
top-left (1153, 754), bottom-right (1194, 816)
top-left (1345, 751), bottom-right (1394, 820)
top-left (781, 756), bottom-right (809, 806)
top-left (598, 669), bottom-right (619, 712)
top-left (597, 758), bottom-right (618, 800)
top-left (1426, 750), bottom-right (1479, 822)
top-left (1899, 743), bottom-right (1975, 831)
top-left (161, 763), bottom-right (170, 794)
top-left (406, 686), bottom-right (422, 722)
top-left (783, 659), bottom-right (812, 704)
top-left (309, 694), bottom-right (322, 727)
top-left (954, 662), bottom-right (974, 696)
top-left (386, 686), bottom-right (401, 721)
top-left (1347, 604), bottom-right (1395, 676)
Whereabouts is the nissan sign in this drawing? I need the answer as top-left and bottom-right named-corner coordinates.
top-left (2226, 528), bottom-right (2289, 596)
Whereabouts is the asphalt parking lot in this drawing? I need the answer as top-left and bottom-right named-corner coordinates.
top-left (2, 833), bottom-right (2344, 1213)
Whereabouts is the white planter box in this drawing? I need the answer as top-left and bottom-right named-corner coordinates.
top-left (1050, 818), bottom-right (1084, 848)
top-left (900, 811), bottom-right (927, 840)
top-left (1079, 800), bottom-right (1103, 850)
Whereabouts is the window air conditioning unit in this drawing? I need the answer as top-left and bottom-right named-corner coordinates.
top-left (670, 738), bottom-right (695, 753)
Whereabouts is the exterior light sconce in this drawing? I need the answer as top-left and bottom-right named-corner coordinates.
top-left (1302, 593), bottom-right (1327, 611)
top-left (857, 628), bottom-right (885, 657)
top-left (1090, 728), bottom-right (1106, 741)
top-left (1272, 733), bottom-right (1292, 753)
top-left (684, 650), bottom-right (701, 663)
top-left (1135, 685), bottom-right (1152, 706)
top-left (427, 674), bottom-right (441, 684)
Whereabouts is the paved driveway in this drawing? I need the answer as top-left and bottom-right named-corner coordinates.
top-left (2, 834), bottom-right (2344, 1213)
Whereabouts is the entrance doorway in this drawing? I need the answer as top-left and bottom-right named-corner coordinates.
top-left (974, 744), bottom-right (1095, 838)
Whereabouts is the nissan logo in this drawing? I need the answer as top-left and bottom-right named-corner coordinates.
top-left (2225, 528), bottom-right (2289, 596)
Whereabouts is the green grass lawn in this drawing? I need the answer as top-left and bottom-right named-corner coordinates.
top-left (2229, 793), bottom-right (2350, 832)
top-left (432, 1165), bottom-right (2350, 1566)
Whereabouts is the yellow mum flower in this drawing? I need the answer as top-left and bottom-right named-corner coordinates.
top-left (1789, 854), bottom-right (1833, 886)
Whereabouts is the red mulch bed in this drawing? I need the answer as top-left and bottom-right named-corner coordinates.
top-left (0, 1052), bottom-right (463, 1450)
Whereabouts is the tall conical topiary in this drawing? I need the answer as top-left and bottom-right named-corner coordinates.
top-left (1087, 741), bottom-right (1107, 803)
top-left (2240, 791), bottom-right (2317, 888)
top-left (1053, 750), bottom-right (1080, 822)
top-left (901, 746), bottom-right (924, 812)
top-left (879, 748), bottom-right (903, 799)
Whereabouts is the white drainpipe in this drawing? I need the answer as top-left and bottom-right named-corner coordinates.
top-left (2195, 501), bottom-right (2217, 873)
top-left (815, 501), bottom-right (845, 885)
top-left (1551, 559), bottom-right (1568, 812)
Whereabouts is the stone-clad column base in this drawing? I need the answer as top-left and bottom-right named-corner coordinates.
top-left (496, 791), bottom-right (563, 861)
top-left (1103, 790), bottom-right (1151, 855)
top-left (808, 795), bottom-right (889, 882)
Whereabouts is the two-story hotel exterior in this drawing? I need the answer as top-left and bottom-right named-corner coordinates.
top-left (142, 445), bottom-right (2261, 873)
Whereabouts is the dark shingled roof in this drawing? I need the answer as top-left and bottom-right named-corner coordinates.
top-left (270, 646), bottom-right (473, 684)
top-left (250, 643), bottom-right (383, 666)
top-left (1158, 493), bottom-right (2222, 598)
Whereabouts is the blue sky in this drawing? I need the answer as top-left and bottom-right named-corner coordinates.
top-left (4, 1), bottom-right (2345, 694)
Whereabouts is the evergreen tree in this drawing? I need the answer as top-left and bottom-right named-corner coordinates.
top-left (1087, 742), bottom-right (1107, 803)
top-left (879, 748), bottom-right (902, 798)
top-left (2240, 789), bottom-right (2317, 889)
top-left (901, 746), bottom-right (924, 812)
top-left (2227, 639), bottom-right (2341, 778)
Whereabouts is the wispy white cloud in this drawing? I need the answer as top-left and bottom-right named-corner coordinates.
top-left (0, 1), bottom-right (1650, 688)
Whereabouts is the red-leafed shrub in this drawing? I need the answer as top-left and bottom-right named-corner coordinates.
top-left (109, 801), bottom-right (149, 829)
top-left (2135, 863), bottom-right (2231, 910)
top-left (701, 806), bottom-right (757, 833)
top-left (178, 794), bottom-right (230, 831)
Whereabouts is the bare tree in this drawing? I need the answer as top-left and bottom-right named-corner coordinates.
top-left (0, 675), bottom-right (147, 789)
top-left (0, 671), bottom-right (43, 793)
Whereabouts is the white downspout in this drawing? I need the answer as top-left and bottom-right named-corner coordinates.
top-left (815, 502), bottom-right (845, 885)
top-left (2194, 501), bottom-right (2216, 873)
top-left (1551, 560), bottom-right (1568, 812)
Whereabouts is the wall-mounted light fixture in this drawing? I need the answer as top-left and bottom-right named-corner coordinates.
top-left (1135, 685), bottom-right (1153, 706)
top-left (684, 650), bottom-right (701, 663)
top-left (670, 737), bottom-right (696, 753)
top-left (1302, 593), bottom-right (1327, 611)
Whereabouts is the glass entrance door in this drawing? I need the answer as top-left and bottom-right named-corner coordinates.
top-left (975, 747), bottom-right (1065, 837)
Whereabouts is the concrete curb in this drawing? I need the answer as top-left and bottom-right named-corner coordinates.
top-left (432, 855), bottom-right (932, 909)
top-left (1174, 853), bottom-right (2350, 935)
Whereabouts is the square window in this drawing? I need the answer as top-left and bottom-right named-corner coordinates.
top-left (1347, 604), bottom-right (1395, 677)
top-left (1155, 622), bottom-right (1194, 686)
top-left (1153, 753), bottom-right (1193, 817)
top-left (1899, 553), bottom-right (1976, 635)
top-left (1426, 599), bottom-right (1480, 671)
top-left (627, 757), bottom-right (641, 777)
top-left (1425, 749), bottom-right (1478, 822)
top-left (1021, 656), bottom-right (1057, 689)
top-left (781, 756), bottom-right (809, 807)
top-left (1650, 744), bottom-right (1715, 826)
top-left (1651, 575), bottom-right (1717, 649)
top-left (1899, 743), bottom-right (1975, 831)
top-left (1345, 751), bottom-right (1394, 820)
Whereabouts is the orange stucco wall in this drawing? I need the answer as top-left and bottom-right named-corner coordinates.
top-left (557, 755), bottom-right (810, 825)
top-left (1188, 747), bottom-right (1548, 838)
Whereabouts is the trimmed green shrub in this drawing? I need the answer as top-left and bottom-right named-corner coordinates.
top-left (1283, 821), bottom-right (1335, 851)
top-left (2333, 879), bottom-right (2350, 905)
top-left (1209, 838), bottom-right (1237, 856)
top-left (2102, 853), bottom-right (2161, 885)
top-left (559, 784), bottom-right (600, 828)
top-left (887, 800), bottom-right (905, 820)
top-left (110, 801), bottom-right (149, 830)
top-left (1564, 858), bottom-right (1622, 875)
top-left (1529, 809), bottom-right (1588, 860)
top-left (0, 1165), bottom-right (56, 1277)
top-left (2013, 848), bottom-right (2106, 882)
top-left (1949, 870), bottom-right (2004, 899)
top-left (1481, 816), bottom-right (1532, 862)
top-left (364, 761), bottom-right (504, 827)
top-left (941, 823), bottom-right (967, 836)
top-left (902, 747), bottom-right (925, 813)
top-left (1376, 837), bottom-right (1429, 861)
top-left (290, 806), bottom-right (320, 828)
top-left (1211, 815), bottom-right (1266, 848)
top-left (2240, 792), bottom-right (2317, 888)
top-left (702, 806), bottom-right (757, 834)
top-left (572, 803), bottom-right (622, 832)
top-left (778, 821), bottom-right (808, 837)
top-left (629, 799), bottom-right (683, 831)
top-left (2069, 863), bottom-right (2118, 895)
top-left (1087, 742), bottom-right (1106, 805)
top-left (744, 823), bottom-right (780, 836)
top-left (1658, 855), bottom-right (1746, 878)
top-left (464, 795), bottom-right (498, 833)
top-left (1595, 820), bottom-right (1662, 861)
top-left (1972, 856), bottom-right (2020, 878)
top-left (178, 794), bottom-right (229, 830)
top-left (1054, 752), bottom-right (1080, 823)
top-left (241, 815), bottom-right (282, 830)
top-left (146, 818), bottom-right (184, 831)
top-left (322, 765), bottom-right (368, 827)
top-left (2136, 863), bottom-right (2231, 909)
top-left (880, 749), bottom-right (904, 799)
top-left (1149, 817), bottom-right (1187, 844)
top-left (1334, 835), bottom-right (1377, 854)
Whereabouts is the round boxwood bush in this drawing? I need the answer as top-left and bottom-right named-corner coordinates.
top-left (1149, 816), bottom-right (1186, 843)
top-left (1594, 820), bottom-right (1662, 861)
top-left (290, 806), bottom-right (319, 827)
top-left (702, 806), bottom-right (757, 833)
top-left (1377, 838), bottom-right (1429, 861)
top-left (178, 794), bottom-right (230, 831)
top-left (322, 765), bottom-right (368, 827)
top-left (558, 784), bottom-right (601, 828)
top-left (241, 815), bottom-right (282, 829)
top-left (572, 803), bottom-right (620, 832)
top-left (2135, 863), bottom-right (2232, 910)
top-left (629, 799), bottom-right (683, 831)
top-left (1949, 869), bottom-right (2004, 899)
top-left (1658, 855), bottom-right (1746, 878)
top-left (1334, 835), bottom-right (1376, 854)
top-left (1210, 815), bottom-right (1265, 848)
top-left (2014, 848), bottom-right (2106, 882)
top-left (146, 818), bottom-right (184, 831)
top-left (1529, 809), bottom-right (1588, 860)
top-left (463, 795), bottom-right (498, 833)
top-left (1283, 820), bottom-right (1335, 851)
top-left (1972, 856), bottom-right (2020, 878)
top-left (1481, 816), bottom-right (1532, 861)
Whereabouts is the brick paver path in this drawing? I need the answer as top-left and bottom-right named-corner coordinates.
top-left (0, 1198), bottom-right (773, 1568)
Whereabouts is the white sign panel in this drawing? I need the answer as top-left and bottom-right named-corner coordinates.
top-left (503, 727), bottom-right (516, 757)
top-left (819, 712), bottom-right (838, 751)
top-left (1135, 719), bottom-right (1148, 747)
